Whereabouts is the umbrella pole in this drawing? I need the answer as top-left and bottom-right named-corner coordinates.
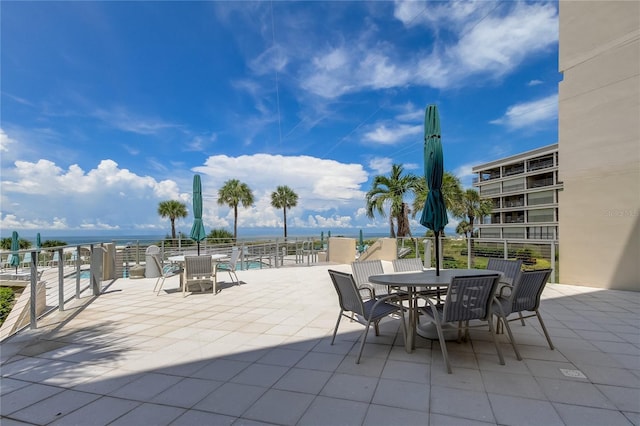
top-left (435, 231), bottom-right (440, 276)
top-left (197, 242), bottom-right (200, 255)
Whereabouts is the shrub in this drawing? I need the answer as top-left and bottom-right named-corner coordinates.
top-left (0, 287), bottom-right (16, 326)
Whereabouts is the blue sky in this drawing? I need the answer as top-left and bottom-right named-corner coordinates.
top-left (0, 1), bottom-right (560, 239)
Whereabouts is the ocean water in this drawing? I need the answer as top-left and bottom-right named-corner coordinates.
top-left (3, 229), bottom-right (405, 247)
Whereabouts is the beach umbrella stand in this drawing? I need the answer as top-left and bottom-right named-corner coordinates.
top-left (419, 105), bottom-right (448, 276)
top-left (10, 231), bottom-right (20, 273)
top-left (190, 174), bottom-right (207, 255)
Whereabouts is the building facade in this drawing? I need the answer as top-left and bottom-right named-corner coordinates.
top-left (558, 1), bottom-right (639, 291)
top-left (472, 144), bottom-right (561, 241)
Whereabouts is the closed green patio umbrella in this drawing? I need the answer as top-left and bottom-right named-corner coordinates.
top-left (10, 231), bottom-right (20, 272)
top-left (190, 174), bottom-right (206, 255)
top-left (358, 229), bottom-right (365, 253)
top-left (419, 105), bottom-right (448, 276)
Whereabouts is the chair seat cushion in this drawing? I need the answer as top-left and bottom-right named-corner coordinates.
top-left (362, 299), bottom-right (400, 320)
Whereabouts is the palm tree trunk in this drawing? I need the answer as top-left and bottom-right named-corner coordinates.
top-left (283, 207), bottom-right (288, 238)
top-left (233, 206), bottom-right (238, 241)
top-left (171, 219), bottom-right (176, 239)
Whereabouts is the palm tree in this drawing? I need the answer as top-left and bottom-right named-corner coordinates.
top-left (271, 185), bottom-right (298, 238)
top-left (411, 171), bottom-right (464, 221)
top-left (157, 200), bottom-right (188, 239)
top-left (365, 164), bottom-right (422, 238)
top-left (451, 188), bottom-right (493, 235)
top-left (456, 220), bottom-right (472, 239)
top-left (217, 179), bottom-right (254, 240)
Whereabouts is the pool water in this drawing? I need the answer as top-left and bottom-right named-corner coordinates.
top-left (218, 261), bottom-right (265, 271)
top-left (66, 270), bottom-right (91, 279)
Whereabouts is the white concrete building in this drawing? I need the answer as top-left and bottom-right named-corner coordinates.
top-left (558, 1), bottom-right (639, 291)
top-left (472, 144), bottom-right (561, 241)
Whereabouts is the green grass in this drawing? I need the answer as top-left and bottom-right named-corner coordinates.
top-left (0, 287), bottom-right (16, 326)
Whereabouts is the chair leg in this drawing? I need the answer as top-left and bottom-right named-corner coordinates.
top-left (331, 311), bottom-right (343, 345)
top-left (356, 322), bottom-right (372, 364)
top-left (535, 310), bottom-right (555, 350)
top-left (434, 321), bottom-right (452, 374)
top-left (518, 311), bottom-right (526, 326)
top-left (487, 317), bottom-right (506, 366)
top-left (499, 315), bottom-right (522, 361)
top-left (155, 277), bottom-right (166, 295)
top-left (374, 320), bottom-right (380, 336)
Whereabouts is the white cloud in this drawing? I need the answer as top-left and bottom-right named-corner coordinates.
top-left (453, 163), bottom-right (476, 189)
top-left (0, 128), bottom-right (16, 152)
top-left (490, 94), bottom-right (558, 130)
top-left (528, 79), bottom-right (543, 86)
top-left (368, 157), bottom-right (393, 174)
top-left (299, 2), bottom-right (557, 98)
top-left (92, 107), bottom-right (179, 135)
top-left (363, 124), bottom-right (421, 145)
top-left (1, 159), bottom-right (185, 232)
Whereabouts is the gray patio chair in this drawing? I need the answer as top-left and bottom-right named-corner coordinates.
top-left (419, 273), bottom-right (511, 374)
top-left (152, 254), bottom-right (181, 295)
top-left (392, 257), bottom-right (424, 272)
top-left (183, 255), bottom-right (216, 297)
top-left (487, 258), bottom-right (523, 286)
top-left (351, 260), bottom-right (389, 299)
top-left (493, 269), bottom-right (554, 359)
top-left (328, 269), bottom-right (405, 364)
top-left (392, 257), bottom-right (440, 300)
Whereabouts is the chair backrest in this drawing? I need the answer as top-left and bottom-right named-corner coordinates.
top-left (443, 274), bottom-right (501, 323)
top-left (351, 260), bottom-right (387, 295)
top-left (510, 269), bottom-right (552, 313)
top-left (228, 248), bottom-right (241, 271)
top-left (392, 257), bottom-right (423, 272)
top-left (487, 258), bottom-right (523, 285)
top-left (328, 270), bottom-right (365, 316)
top-left (184, 255), bottom-right (213, 279)
top-left (22, 252), bottom-right (32, 264)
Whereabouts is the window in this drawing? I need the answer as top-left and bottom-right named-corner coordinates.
top-left (503, 227), bottom-right (525, 238)
top-left (528, 190), bottom-right (554, 206)
top-left (480, 182), bottom-right (501, 196)
top-left (528, 208), bottom-right (555, 223)
top-left (503, 177), bottom-right (525, 193)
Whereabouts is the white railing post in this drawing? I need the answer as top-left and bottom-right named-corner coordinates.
top-left (57, 248), bottom-right (64, 311)
top-left (30, 250), bottom-right (37, 329)
top-left (467, 237), bottom-right (472, 268)
top-left (423, 239), bottom-right (431, 268)
top-left (503, 240), bottom-right (508, 259)
top-left (551, 241), bottom-right (556, 283)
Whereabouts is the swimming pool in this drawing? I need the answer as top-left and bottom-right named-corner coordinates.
top-left (65, 270), bottom-right (91, 279)
top-left (218, 260), bottom-right (267, 271)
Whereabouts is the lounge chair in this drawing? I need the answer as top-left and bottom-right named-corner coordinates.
top-left (21, 252), bottom-right (33, 268)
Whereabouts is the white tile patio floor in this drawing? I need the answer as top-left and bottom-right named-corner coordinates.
top-left (1, 262), bottom-right (638, 425)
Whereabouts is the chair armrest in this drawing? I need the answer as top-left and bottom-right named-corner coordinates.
top-left (358, 284), bottom-right (375, 299)
top-left (498, 283), bottom-right (514, 298)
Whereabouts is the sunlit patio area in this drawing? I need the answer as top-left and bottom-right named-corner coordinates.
top-left (1, 263), bottom-right (638, 425)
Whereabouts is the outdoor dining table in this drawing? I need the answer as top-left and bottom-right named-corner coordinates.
top-left (369, 268), bottom-right (503, 353)
top-left (167, 253), bottom-right (228, 289)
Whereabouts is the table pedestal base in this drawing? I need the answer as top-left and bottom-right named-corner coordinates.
top-left (416, 320), bottom-right (459, 341)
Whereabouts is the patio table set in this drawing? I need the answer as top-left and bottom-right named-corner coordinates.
top-left (330, 258), bottom-right (554, 374)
